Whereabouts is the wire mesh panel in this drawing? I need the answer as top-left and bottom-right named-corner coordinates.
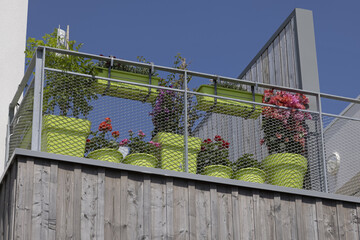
top-left (8, 81), bottom-right (35, 161)
top-left (323, 114), bottom-right (360, 197)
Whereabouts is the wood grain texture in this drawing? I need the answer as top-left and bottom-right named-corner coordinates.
top-left (302, 197), bottom-right (319, 240)
top-left (217, 185), bottom-right (233, 240)
top-left (195, 182), bottom-right (211, 240)
top-left (166, 177), bottom-right (174, 239)
top-left (151, 176), bottom-right (167, 239)
top-left (322, 200), bottom-right (340, 240)
top-left (173, 178), bottom-right (189, 240)
top-left (280, 194), bottom-right (297, 240)
top-left (239, 188), bottom-right (255, 240)
top-left (188, 181), bottom-right (196, 240)
top-left (48, 161), bottom-right (58, 239)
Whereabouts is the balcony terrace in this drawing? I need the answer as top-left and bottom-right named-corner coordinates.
top-left (1, 45), bottom-right (360, 239)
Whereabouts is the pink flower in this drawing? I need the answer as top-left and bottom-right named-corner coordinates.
top-left (138, 130), bottom-right (145, 137)
top-left (260, 139), bottom-right (265, 145)
top-left (119, 139), bottom-right (129, 146)
top-left (112, 131), bottom-right (120, 138)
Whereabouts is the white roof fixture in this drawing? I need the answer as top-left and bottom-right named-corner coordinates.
top-left (327, 152), bottom-right (340, 175)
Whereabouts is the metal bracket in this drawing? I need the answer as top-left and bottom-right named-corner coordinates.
top-left (142, 62), bottom-right (154, 103)
top-left (210, 75), bottom-right (220, 111)
top-left (103, 56), bottom-right (114, 96)
top-left (244, 83), bottom-right (258, 119)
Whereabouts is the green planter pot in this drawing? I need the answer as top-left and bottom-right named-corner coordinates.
top-left (87, 148), bottom-right (123, 163)
top-left (263, 153), bottom-right (308, 189)
top-left (95, 67), bottom-right (160, 103)
top-left (41, 115), bottom-right (91, 157)
top-left (203, 165), bottom-right (233, 179)
top-left (196, 85), bottom-right (263, 119)
top-left (153, 132), bottom-right (202, 174)
top-left (234, 167), bottom-right (266, 183)
top-left (123, 153), bottom-right (158, 168)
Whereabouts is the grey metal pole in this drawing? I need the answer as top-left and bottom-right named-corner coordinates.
top-left (184, 70), bottom-right (189, 173)
top-left (31, 47), bottom-right (45, 151)
top-left (316, 93), bottom-right (329, 193)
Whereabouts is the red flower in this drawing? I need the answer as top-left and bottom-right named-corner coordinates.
top-left (214, 135), bottom-right (222, 141)
top-left (222, 141), bottom-right (230, 148)
top-left (99, 121), bottom-right (112, 132)
top-left (105, 117), bottom-right (111, 123)
top-left (86, 139), bottom-right (91, 143)
top-left (112, 131), bottom-right (120, 138)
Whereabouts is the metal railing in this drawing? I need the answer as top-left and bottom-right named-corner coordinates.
top-left (7, 46), bottom-right (360, 198)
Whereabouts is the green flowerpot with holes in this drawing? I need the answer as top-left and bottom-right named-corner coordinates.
top-left (41, 115), bottom-right (91, 157)
top-left (203, 165), bottom-right (233, 179)
top-left (153, 132), bottom-right (202, 174)
top-left (87, 148), bottom-right (123, 163)
top-left (95, 67), bottom-right (160, 103)
top-left (263, 153), bottom-right (307, 189)
top-left (234, 167), bottom-right (266, 183)
top-left (196, 85), bottom-right (263, 119)
top-left (123, 153), bottom-right (158, 168)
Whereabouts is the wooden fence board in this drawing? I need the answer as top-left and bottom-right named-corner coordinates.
top-left (195, 182), bottom-right (211, 240)
top-left (166, 178), bottom-right (174, 239)
top-left (217, 185), bottom-right (233, 239)
top-left (302, 197), bottom-right (319, 240)
top-left (151, 176), bottom-right (167, 239)
top-left (322, 200), bottom-right (340, 240)
top-left (173, 178), bottom-right (189, 240)
top-left (48, 162), bottom-right (58, 239)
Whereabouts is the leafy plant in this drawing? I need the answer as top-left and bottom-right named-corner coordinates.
top-left (196, 135), bottom-right (230, 174)
top-left (233, 153), bottom-right (262, 171)
top-left (85, 118), bottom-right (120, 155)
top-left (25, 29), bottom-right (98, 118)
top-left (261, 89), bottom-right (312, 155)
top-left (150, 54), bottom-right (201, 136)
top-left (211, 79), bottom-right (247, 91)
top-left (119, 130), bottom-right (161, 160)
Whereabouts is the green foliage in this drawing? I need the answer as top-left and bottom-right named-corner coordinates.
top-left (196, 136), bottom-right (231, 174)
top-left (150, 54), bottom-right (202, 136)
top-left (214, 80), bottom-right (247, 91)
top-left (233, 153), bottom-right (262, 171)
top-left (25, 29), bottom-right (98, 118)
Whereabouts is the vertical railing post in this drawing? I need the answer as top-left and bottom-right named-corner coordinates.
top-left (31, 47), bottom-right (45, 151)
top-left (316, 93), bottom-right (329, 193)
top-left (184, 70), bottom-right (189, 173)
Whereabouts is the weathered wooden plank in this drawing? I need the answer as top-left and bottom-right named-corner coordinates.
top-left (336, 202), bottom-right (346, 240)
top-left (32, 160), bottom-right (51, 240)
top-left (285, 21), bottom-right (296, 89)
top-left (81, 166), bottom-right (98, 239)
top-left (279, 29), bottom-right (289, 87)
top-left (239, 188), bottom-right (255, 240)
top-left (173, 178), bottom-right (189, 240)
top-left (268, 42), bottom-right (276, 86)
top-left (295, 196), bottom-right (303, 240)
top-left (4, 169), bottom-right (10, 240)
top-left (21, 158), bottom-right (34, 240)
top-left (339, 202), bottom-right (359, 240)
top-left (217, 185), bottom-right (233, 239)
top-left (231, 187), bottom-right (240, 240)
top-left (315, 198), bottom-right (325, 240)
top-left (273, 193), bottom-right (283, 240)
top-left (125, 172), bottom-right (144, 240)
top-left (262, 50), bottom-right (270, 85)
top-left (188, 181), bottom-right (196, 240)
top-left (322, 200), bottom-right (340, 240)
top-left (143, 174), bottom-right (151, 239)
top-left (166, 177), bottom-right (174, 239)
top-left (8, 162), bottom-right (17, 240)
top-left (195, 182), bottom-right (211, 240)
top-left (302, 197), bottom-right (319, 240)
top-left (104, 170), bottom-right (115, 239)
top-left (291, 17), bottom-right (300, 89)
top-left (209, 184), bottom-right (218, 240)
top-left (56, 162), bottom-right (75, 239)
top-left (73, 164), bottom-right (82, 240)
top-left (260, 191), bottom-right (276, 239)
top-left (0, 172), bottom-right (5, 239)
top-left (15, 159), bottom-right (28, 239)
top-left (120, 171), bottom-right (128, 240)
top-left (273, 35), bottom-right (282, 86)
top-left (48, 161), bottom-right (58, 239)
top-left (151, 176), bottom-right (167, 239)
top-left (279, 194), bottom-right (297, 240)
top-left (96, 168), bottom-right (105, 239)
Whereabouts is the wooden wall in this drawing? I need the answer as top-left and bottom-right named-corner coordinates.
top-left (1, 156), bottom-right (360, 239)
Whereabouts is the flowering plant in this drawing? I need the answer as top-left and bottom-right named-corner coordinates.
top-left (196, 135), bottom-right (230, 174)
top-left (85, 118), bottom-right (120, 154)
top-left (261, 89), bottom-right (312, 155)
top-left (119, 130), bottom-right (161, 160)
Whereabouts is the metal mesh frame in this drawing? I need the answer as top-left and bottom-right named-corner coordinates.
top-left (7, 46), bottom-right (360, 199)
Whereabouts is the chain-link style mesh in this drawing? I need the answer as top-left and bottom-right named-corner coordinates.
top-left (10, 54), bottom-right (360, 198)
top-left (323, 114), bottom-right (360, 197)
top-left (8, 81), bottom-right (34, 160)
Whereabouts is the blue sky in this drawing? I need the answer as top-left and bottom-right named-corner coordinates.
top-left (26, 0), bottom-right (360, 114)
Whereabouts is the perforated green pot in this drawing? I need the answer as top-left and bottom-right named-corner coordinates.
top-left (263, 153), bottom-right (307, 189)
top-left (41, 115), bottom-right (91, 157)
top-left (234, 167), bottom-right (266, 183)
top-left (203, 165), bottom-right (233, 179)
top-left (153, 132), bottom-right (202, 174)
top-left (87, 148), bottom-right (123, 163)
top-left (123, 153), bottom-right (157, 168)
top-left (95, 67), bottom-right (160, 103)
